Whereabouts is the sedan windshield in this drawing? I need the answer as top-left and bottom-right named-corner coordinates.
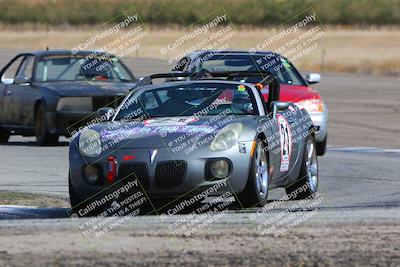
top-left (114, 83), bottom-right (258, 121)
top-left (34, 54), bottom-right (134, 82)
top-left (190, 54), bottom-right (306, 86)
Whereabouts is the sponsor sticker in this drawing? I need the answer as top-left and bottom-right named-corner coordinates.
top-left (237, 84), bottom-right (246, 92)
top-left (277, 114), bottom-right (292, 172)
top-left (238, 143), bottom-right (246, 153)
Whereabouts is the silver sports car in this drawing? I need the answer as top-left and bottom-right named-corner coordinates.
top-left (68, 72), bottom-right (319, 216)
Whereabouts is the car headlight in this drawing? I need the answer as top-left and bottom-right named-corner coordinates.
top-left (79, 129), bottom-right (102, 157)
top-left (84, 165), bottom-right (99, 184)
top-left (210, 159), bottom-right (230, 179)
top-left (295, 99), bottom-right (325, 113)
top-left (210, 123), bottom-right (243, 151)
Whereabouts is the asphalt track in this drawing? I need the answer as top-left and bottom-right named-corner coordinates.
top-left (0, 136), bottom-right (399, 216)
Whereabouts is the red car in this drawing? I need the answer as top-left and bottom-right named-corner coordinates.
top-left (173, 50), bottom-right (328, 155)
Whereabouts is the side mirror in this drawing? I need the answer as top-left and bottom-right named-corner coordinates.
top-left (305, 73), bottom-right (321, 84)
top-left (14, 75), bottom-right (31, 85)
top-left (96, 107), bottom-right (114, 122)
top-left (271, 101), bottom-right (290, 119)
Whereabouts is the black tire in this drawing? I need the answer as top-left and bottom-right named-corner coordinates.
top-left (316, 134), bottom-right (327, 156)
top-left (153, 197), bottom-right (205, 215)
top-left (237, 139), bottom-right (269, 208)
top-left (35, 104), bottom-right (59, 146)
top-left (69, 175), bottom-right (82, 210)
top-left (285, 135), bottom-right (319, 200)
top-left (68, 175), bottom-right (106, 217)
top-left (0, 126), bottom-right (9, 143)
top-left (148, 199), bottom-right (167, 215)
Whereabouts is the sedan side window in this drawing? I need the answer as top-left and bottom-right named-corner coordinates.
top-left (1, 56), bottom-right (25, 84)
top-left (173, 57), bottom-right (189, 71)
top-left (17, 56), bottom-right (34, 79)
top-left (141, 91), bottom-right (159, 109)
top-left (276, 58), bottom-right (305, 86)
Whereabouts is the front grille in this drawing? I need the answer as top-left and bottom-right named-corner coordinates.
top-left (118, 163), bottom-right (149, 190)
top-left (154, 161), bottom-right (187, 189)
top-left (92, 96), bottom-right (124, 110)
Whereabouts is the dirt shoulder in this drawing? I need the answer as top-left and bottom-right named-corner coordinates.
top-left (0, 219), bottom-right (398, 266)
top-left (0, 28), bottom-right (399, 75)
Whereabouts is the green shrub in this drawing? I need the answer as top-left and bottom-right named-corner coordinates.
top-left (0, 0), bottom-right (398, 26)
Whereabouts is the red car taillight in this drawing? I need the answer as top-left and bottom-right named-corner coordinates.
top-left (107, 156), bottom-right (117, 183)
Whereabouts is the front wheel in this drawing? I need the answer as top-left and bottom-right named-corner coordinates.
top-left (237, 139), bottom-right (269, 208)
top-left (68, 175), bottom-right (106, 217)
top-left (285, 135), bottom-right (318, 199)
top-left (0, 127), bottom-right (9, 143)
top-left (316, 134), bottom-right (327, 156)
top-left (69, 175), bottom-right (82, 210)
top-left (35, 104), bottom-right (59, 146)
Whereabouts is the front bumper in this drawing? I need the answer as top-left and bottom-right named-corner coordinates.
top-left (309, 111), bottom-right (328, 142)
top-left (69, 141), bottom-right (254, 203)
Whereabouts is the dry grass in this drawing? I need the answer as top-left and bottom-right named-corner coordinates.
top-left (0, 27), bottom-right (399, 75)
top-left (0, 191), bottom-right (69, 207)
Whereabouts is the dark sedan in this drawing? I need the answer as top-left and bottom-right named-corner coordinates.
top-left (0, 50), bottom-right (137, 145)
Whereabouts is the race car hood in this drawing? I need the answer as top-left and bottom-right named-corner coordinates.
top-left (34, 80), bottom-right (136, 97)
top-left (262, 84), bottom-right (322, 103)
top-left (90, 116), bottom-right (258, 149)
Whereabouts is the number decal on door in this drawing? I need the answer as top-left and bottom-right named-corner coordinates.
top-left (277, 114), bottom-right (292, 172)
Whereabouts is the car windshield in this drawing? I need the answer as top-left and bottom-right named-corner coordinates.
top-left (114, 82), bottom-right (258, 121)
top-left (190, 54), bottom-right (306, 86)
top-left (34, 54), bottom-right (134, 82)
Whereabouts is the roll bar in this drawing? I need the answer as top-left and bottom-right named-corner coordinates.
top-left (130, 70), bottom-right (280, 109)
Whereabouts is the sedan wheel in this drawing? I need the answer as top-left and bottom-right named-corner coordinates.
top-left (0, 127), bottom-right (9, 143)
top-left (35, 104), bottom-right (59, 146)
top-left (316, 134), bottom-right (327, 156)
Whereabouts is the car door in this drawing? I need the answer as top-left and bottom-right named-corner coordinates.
top-left (255, 90), bottom-right (287, 183)
top-left (10, 55), bottom-right (38, 127)
top-left (0, 55), bottom-right (25, 125)
top-left (275, 109), bottom-right (295, 175)
top-left (261, 111), bottom-right (295, 182)
top-left (257, 82), bottom-right (299, 181)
